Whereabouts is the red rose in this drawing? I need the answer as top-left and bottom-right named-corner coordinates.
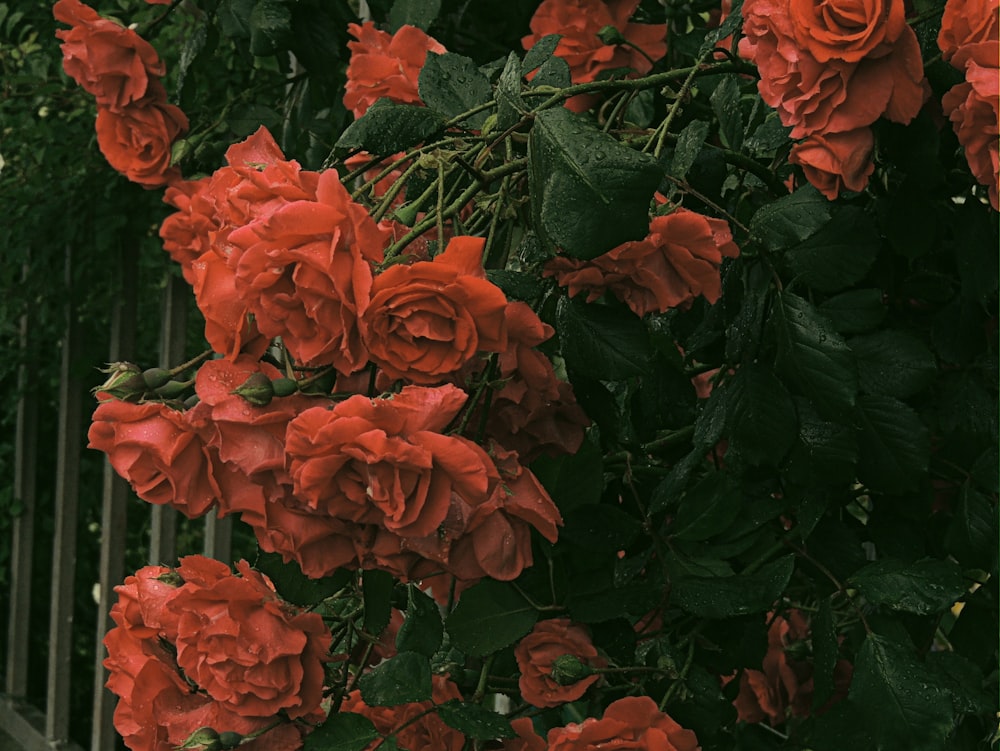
top-left (739, 0), bottom-right (925, 138)
top-left (94, 83), bottom-right (188, 188)
top-left (344, 21), bottom-right (446, 118)
top-left (941, 57), bottom-right (1000, 211)
top-left (341, 675), bottom-right (465, 751)
top-left (546, 696), bottom-right (700, 751)
top-left (522, 0), bottom-right (666, 84)
top-left (788, 0), bottom-right (906, 64)
top-left (54, 0), bottom-right (165, 111)
top-left (938, 0), bottom-right (999, 71)
top-left (446, 444), bottom-right (562, 581)
top-left (732, 610), bottom-right (853, 725)
top-left (361, 236), bottom-right (508, 384)
top-left (166, 557), bottom-right (332, 719)
top-left (789, 127), bottom-right (876, 200)
top-left (487, 302), bottom-right (590, 460)
top-left (515, 618), bottom-right (604, 707)
top-left (188, 248), bottom-right (269, 360)
top-left (104, 561), bottom-right (323, 751)
top-left (160, 177), bottom-right (216, 281)
top-left (502, 718), bottom-right (548, 751)
top-left (88, 397), bottom-right (221, 518)
top-left (229, 168), bottom-right (390, 371)
top-left (545, 208), bottom-right (740, 316)
top-left (285, 384), bottom-right (493, 538)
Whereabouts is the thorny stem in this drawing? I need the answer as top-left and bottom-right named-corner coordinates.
top-left (782, 538), bottom-right (873, 635)
top-left (646, 49), bottom-right (712, 158)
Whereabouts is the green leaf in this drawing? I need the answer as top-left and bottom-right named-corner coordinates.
top-left (446, 580), bottom-right (538, 656)
top-left (945, 485), bottom-right (998, 570)
top-left (849, 635), bottom-right (955, 750)
top-left (668, 119), bottom-right (710, 183)
top-left (335, 102), bottom-right (445, 157)
top-left (363, 569), bottom-right (395, 637)
top-left (529, 107), bottom-right (662, 259)
top-left (418, 52), bottom-right (492, 128)
top-left (304, 712), bottom-right (379, 751)
top-left (567, 567), bottom-right (661, 623)
top-left (784, 207), bottom-right (880, 293)
top-left (249, 0), bottom-right (292, 56)
top-left (926, 650), bottom-right (994, 715)
top-left (784, 399), bottom-right (857, 488)
top-left (496, 52), bottom-right (526, 131)
top-left (854, 395), bottom-right (929, 493)
top-left (816, 288), bottom-right (887, 334)
top-left (522, 33), bottom-right (562, 74)
top-left (387, 0), bottom-right (440, 31)
top-left (669, 471), bottom-right (742, 541)
top-left (254, 552), bottom-right (351, 607)
top-left (745, 113), bottom-right (792, 157)
top-left (395, 585), bottom-right (444, 658)
top-left (710, 75), bottom-right (743, 151)
top-left (217, 0), bottom-right (255, 38)
top-left (358, 651), bottom-right (433, 706)
top-left (529, 54), bottom-right (571, 89)
top-left (773, 292), bottom-right (857, 418)
top-left (811, 597), bottom-right (838, 711)
top-left (437, 701), bottom-right (515, 740)
top-left (726, 363), bottom-right (798, 466)
top-left (750, 185), bottom-right (832, 252)
top-left (562, 504), bottom-right (643, 551)
top-left (530, 437), bottom-right (603, 514)
top-left (671, 555), bottom-right (795, 618)
top-left (556, 297), bottom-right (652, 380)
top-left (849, 558), bottom-right (968, 615)
top-left (849, 330), bottom-right (937, 398)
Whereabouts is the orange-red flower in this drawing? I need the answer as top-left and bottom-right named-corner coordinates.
top-left (789, 127), bottom-right (876, 199)
top-left (361, 236), bottom-right (508, 384)
top-left (522, 0), bottom-right (666, 84)
top-left (937, 0), bottom-right (999, 71)
top-left (545, 208), bottom-right (740, 316)
top-left (344, 21), bottom-right (446, 118)
top-left (54, 0), bottom-right (165, 111)
top-left (515, 618), bottom-right (604, 707)
top-left (545, 696), bottom-right (700, 751)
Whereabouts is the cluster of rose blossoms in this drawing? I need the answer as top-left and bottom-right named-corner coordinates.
top-left (57, 0), bottom-right (724, 748)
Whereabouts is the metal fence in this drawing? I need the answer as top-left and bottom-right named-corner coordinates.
top-left (1, 248), bottom-right (231, 750)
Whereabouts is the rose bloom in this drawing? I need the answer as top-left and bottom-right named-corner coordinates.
top-left (545, 208), bottom-right (740, 316)
top-left (732, 610), bottom-right (853, 726)
top-left (486, 302), bottom-right (590, 461)
top-left (88, 396), bottom-right (221, 518)
top-left (160, 176), bottom-right (216, 281)
top-left (361, 236), bottom-right (508, 384)
top-left (536, 696), bottom-right (700, 751)
top-left (522, 0), bottom-right (667, 84)
top-left (104, 560), bottom-right (328, 751)
top-left (445, 443), bottom-right (562, 581)
top-left (94, 82), bottom-right (188, 188)
top-left (938, 0), bottom-right (999, 71)
top-left (515, 618), bottom-right (604, 707)
top-left (188, 248), bottom-right (269, 360)
top-left (284, 384), bottom-right (494, 538)
top-left (341, 675), bottom-right (466, 751)
top-left (941, 54), bottom-right (1000, 211)
top-left (789, 127), bottom-right (876, 200)
top-left (343, 21), bottom-right (446, 118)
top-left (739, 0), bottom-right (925, 138)
top-left (166, 556), bottom-right (332, 720)
top-left (229, 168), bottom-right (390, 371)
top-left (54, 0), bottom-right (165, 111)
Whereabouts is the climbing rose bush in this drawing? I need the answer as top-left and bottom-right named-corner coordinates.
top-left (58, 0), bottom-right (999, 749)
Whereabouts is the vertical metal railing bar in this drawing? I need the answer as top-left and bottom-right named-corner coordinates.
top-left (45, 246), bottom-right (84, 744)
top-left (149, 273), bottom-right (187, 567)
top-left (203, 514), bottom-right (233, 564)
top-left (89, 244), bottom-right (137, 751)
top-left (6, 261), bottom-right (38, 702)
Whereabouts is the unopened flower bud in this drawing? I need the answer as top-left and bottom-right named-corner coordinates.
top-left (393, 201), bottom-right (422, 227)
top-left (178, 727), bottom-right (220, 749)
top-left (272, 377), bottom-right (298, 397)
top-left (154, 380), bottom-right (191, 399)
top-left (155, 571), bottom-right (183, 587)
top-left (141, 367), bottom-right (172, 390)
top-left (596, 25), bottom-right (626, 46)
top-left (232, 372), bottom-right (273, 406)
top-left (218, 731), bottom-right (243, 749)
top-left (550, 654), bottom-right (594, 685)
top-left (95, 362), bottom-right (146, 400)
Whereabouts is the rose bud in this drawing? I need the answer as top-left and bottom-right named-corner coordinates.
top-left (95, 362), bottom-right (146, 400)
top-left (231, 371), bottom-right (274, 406)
